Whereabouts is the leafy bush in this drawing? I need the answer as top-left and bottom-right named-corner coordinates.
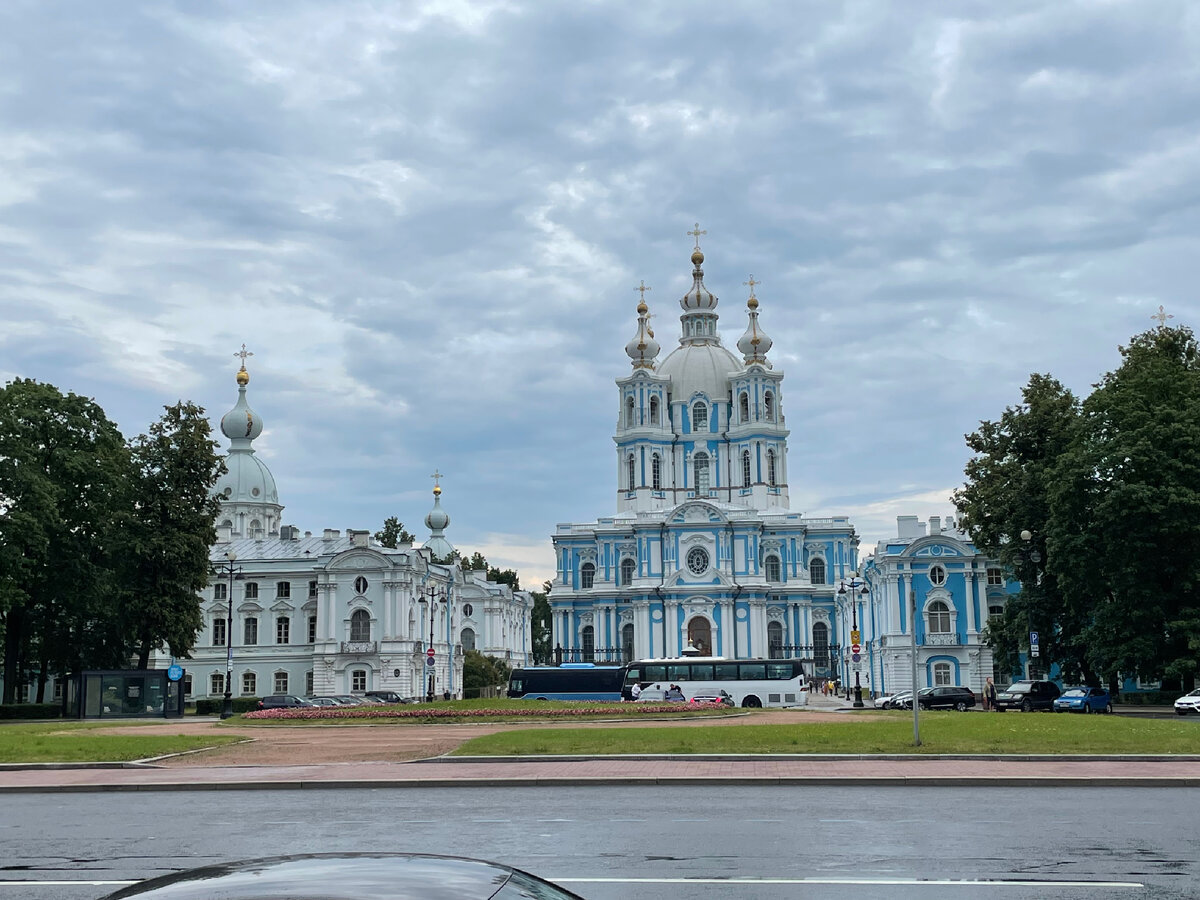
top-left (1119, 690), bottom-right (1179, 705)
top-left (0, 703), bottom-right (62, 720)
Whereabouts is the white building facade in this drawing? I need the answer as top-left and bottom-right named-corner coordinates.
top-left (188, 362), bottom-right (532, 702)
top-left (550, 239), bottom-right (859, 675)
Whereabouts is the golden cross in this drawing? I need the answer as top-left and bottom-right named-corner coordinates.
top-left (635, 280), bottom-right (651, 302)
top-left (743, 275), bottom-right (759, 298)
top-left (1151, 305), bottom-right (1174, 329)
top-left (430, 469), bottom-right (443, 489)
top-left (687, 222), bottom-right (706, 249)
top-left (234, 343), bottom-right (254, 367)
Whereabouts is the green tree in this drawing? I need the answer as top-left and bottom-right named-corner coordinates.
top-left (1049, 326), bottom-right (1200, 689)
top-left (115, 401), bottom-right (226, 668)
top-left (462, 649), bottom-right (512, 698)
top-left (530, 580), bottom-right (552, 664)
top-left (0, 380), bottom-right (130, 703)
top-left (374, 516), bottom-right (416, 549)
top-left (952, 373), bottom-right (1081, 680)
top-left (456, 550), bottom-right (520, 590)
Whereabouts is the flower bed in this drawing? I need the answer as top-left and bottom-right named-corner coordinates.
top-left (242, 702), bottom-right (724, 721)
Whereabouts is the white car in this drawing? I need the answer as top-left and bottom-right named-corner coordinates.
top-left (1174, 688), bottom-right (1200, 715)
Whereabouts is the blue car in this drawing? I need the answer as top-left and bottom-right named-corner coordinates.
top-left (1053, 686), bottom-right (1113, 714)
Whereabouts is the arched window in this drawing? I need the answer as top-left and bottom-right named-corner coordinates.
top-left (350, 609), bottom-right (371, 642)
top-left (933, 662), bottom-right (952, 686)
top-left (627, 454), bottom-right (636, 489)
top-left (764, 391), bottom-right (775, 421)
top-left (622, 623), bottom-right (635, 661)
top-left (765, 555), bottom-right (781, 583)
top-left (649, 396), bottom-right (660, 425)
top-left (927, 601), bottom-right (951, 633)
top-left (768, 621), bottom-right (784, 658)
top-left (581, 625), bottom-right (595, 662)
top-left (739, 392), bottom-right (750, 422)
top-left (581, 562), bottom-right (595, 589)
top-left (249, 519), bottom-right (263, 538)
top-left (809, 558), bottom-right (826, 585)
top-left (813, 622), bottom-right (829, 668)
top-left (691, 401), bottom-right (708, 432)
top-left (620, 558), bottom-right (635, 587)
top-left (694, 452), bottom-right (710, 493)
top-left (767, 449), bottom-right (777, 486)
top-left (626, 396), bottom-right (635, 427)
top-left (742, 450), bottom-right (752, 487)
top-left (988, 603), bottom-right (1004, 621)
top-left (651, 454), bottom-right (661, 490)
top-left (220, 519), bottom-right (232, 531)
top-left (461, 628), bottom-right (476, 652)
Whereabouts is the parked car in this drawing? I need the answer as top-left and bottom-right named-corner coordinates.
top-left (331, 694), bottom-right (369, 706)
top-left (916, 686), bottom-right (976, 711)
top-left (690, 690), bottom-right (735, 707)
top-left (98, 853), bottom-right (585, 899)
top-left (635, 688), bottom-right (685, 703)
top-left (307, 697), bottom-right (341, 707)
top-left (256, 695), bottom-right (314, 711)
top-left (1054, 686), bottom-right (1113, 714)
top-left (874, 693), bottom-right (899, 709)
top-left (883, 690), bottom-right (913, 710)
top-left (994, 680), bottom-right (1061, 712)
top-left (1174, 688), bottom-right (1200, 716)
top-left (364, 690), bottom-right (409, 704)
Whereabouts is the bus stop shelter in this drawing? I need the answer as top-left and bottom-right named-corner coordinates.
top-left (68, 669), bottom-right (185, 719)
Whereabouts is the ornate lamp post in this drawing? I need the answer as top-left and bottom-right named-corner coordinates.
top-left (214, 550), bottom-right (241, 719)
top-left (418, 587), bottom-right (441, 702)
top-left (838, 577), bottom-right (869, 709)
top-left (1019, 530), bottom-right (1042, 679)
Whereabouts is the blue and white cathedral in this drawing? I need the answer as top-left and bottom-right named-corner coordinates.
top-left (549, 234), bottom-right (1010, 697)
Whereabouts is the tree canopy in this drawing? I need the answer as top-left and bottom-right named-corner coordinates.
top-left (374, 516), bottom-right (416, 548)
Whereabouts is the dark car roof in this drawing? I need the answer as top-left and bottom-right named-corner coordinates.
top-left (99, 853), bottom-right (584, 900)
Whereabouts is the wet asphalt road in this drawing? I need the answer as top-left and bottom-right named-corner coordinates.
top-left (2, 784), bottom-right (1196, 900)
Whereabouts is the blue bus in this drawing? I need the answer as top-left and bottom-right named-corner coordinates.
top-left (507, 664), bottom-right (625, 701)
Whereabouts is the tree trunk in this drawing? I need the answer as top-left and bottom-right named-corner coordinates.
top-left (137, 638), bottom-right (152, 670)
top-left (35, 657), bottom-right (48, 703)
top-left (2, 606), bottom-right (27, 705)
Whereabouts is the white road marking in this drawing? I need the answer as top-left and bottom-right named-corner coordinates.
top-left (0, 881), bottom-right (137, 887)
top-left (552, 877), bottom-right (1144, 888)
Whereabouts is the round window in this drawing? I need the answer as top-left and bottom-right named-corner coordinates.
top-left (223, 487), bottom-right (232, 497)
top-left (929, 565), bottom-right (946, 586)
top-left (251, 487), bottom-right (260, 497)
top-left (686, 547), bottom-right (710, 575)
top-left (463, 603), bottom-right (474, 618)
top-left (354, 576), bottom-right (369, 594)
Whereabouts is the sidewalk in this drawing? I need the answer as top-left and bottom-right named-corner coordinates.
top-left (3, 753), bottom-right (1199, 793)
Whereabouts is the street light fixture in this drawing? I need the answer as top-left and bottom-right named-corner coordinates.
top-left (417, 587), bottom-right (444, 703)
top-left (837, 577), bottom-right (870, 709)
top-left (214, 550), bottom-right (241, 720)
top-left (1020, 530), bottom-right (1042, 679)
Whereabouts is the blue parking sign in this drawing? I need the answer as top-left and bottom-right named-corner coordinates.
top-left (1029, 631), bottom-right (1039, 646)
top-left (167, 664), bottom-right (183, 682)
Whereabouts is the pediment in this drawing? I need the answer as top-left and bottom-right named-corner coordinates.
top-left (328, 550), bottom-right (389, 570)
top-left (904, 538), bottom-right (965, 558)
top-left (670, 502), bottom-right (727, 525)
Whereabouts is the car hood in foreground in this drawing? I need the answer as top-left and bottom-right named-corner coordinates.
top-left (99, 853), bottom-right (584, 900)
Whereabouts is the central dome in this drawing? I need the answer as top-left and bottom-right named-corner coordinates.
top-left (657, 341), bottom-right (741, 404)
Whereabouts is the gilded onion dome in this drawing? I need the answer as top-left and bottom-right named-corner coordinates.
top-left (736, 277), bottom-right (773, 366)
top-left (624, 286), bottom-right (661, 369)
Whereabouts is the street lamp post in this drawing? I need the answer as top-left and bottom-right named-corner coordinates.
top-left (838, 577), bottom-right (870, 708)
top-left (418, 587), bottom-right (440, 703)
top-left (214, 550), bottom-right (241, 720)
top-left (1019, 530), bottom-right (1042, 679)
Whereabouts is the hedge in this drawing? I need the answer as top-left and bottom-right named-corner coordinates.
top-left (193, 697), bottom-right (260, 715)
top-left (0, 702), bottom-right (62, 720)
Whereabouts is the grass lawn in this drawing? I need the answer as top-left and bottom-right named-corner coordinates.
top-left (0, 721), bottom-right (245, 763)
top-left (452, 710), bottom-right (1200, 756)
top-left (234, 697), bottom-right (729, 724)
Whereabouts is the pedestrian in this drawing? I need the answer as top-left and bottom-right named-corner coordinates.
top-left (630, 681), bottom-right (642, 701)
top-left (984, 677), bottom-right (997, 711)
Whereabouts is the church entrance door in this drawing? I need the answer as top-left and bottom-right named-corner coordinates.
top-left (687, 617), bottom-right (712, 656)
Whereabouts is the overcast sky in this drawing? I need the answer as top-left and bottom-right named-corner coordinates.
top-left (3, 1), bottom-right (1197, 589)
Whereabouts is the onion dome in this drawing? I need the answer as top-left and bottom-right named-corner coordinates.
top-left (213, 355), bottom-right (280, 508)
top-left (220, 363), bottom-right (264, 446)
top-left (680, 246), bottom-right (718, 312)
top-left (736, 277), bottom-right (774, 366)
top-left (625, 283), bottom-right (661, 369)
top-left (423, 480), bottom-right (455, 559)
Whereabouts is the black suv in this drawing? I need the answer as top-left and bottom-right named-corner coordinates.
top-left (995, 680), bottom-right (1061, 712)
top-left (364, 690), bottom-right (409, 704)
top-left (256, 694), bottom-right (313, 711)
top-left (899, 686), bottom-right (976, 711)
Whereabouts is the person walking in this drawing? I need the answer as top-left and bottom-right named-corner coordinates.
top-left (630, 681), bottom-right (642, 701)
top-left (984, 677), bottom-right (997, 711)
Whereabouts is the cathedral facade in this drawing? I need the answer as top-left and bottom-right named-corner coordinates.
top-left (550, 239), bottom-right (858, 675)
top-left (188, 361), bottom-right (532, 703)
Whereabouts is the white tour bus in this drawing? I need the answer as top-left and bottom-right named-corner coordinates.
top-left (621, 656), bottom-right (809, 708)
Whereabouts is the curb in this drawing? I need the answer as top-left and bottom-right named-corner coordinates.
top-left (2, 775), bottom-right (1199, 793)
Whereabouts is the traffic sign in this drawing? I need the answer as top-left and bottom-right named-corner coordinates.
top-left (1029, 631), bottom-right (1039, 646)
top-left (166, 664), bottom-right (183, 682)
top-left (851, 652), bottom-right (860, 663)
top-left (850, 630), bottom-right (861, 644)
top-left (851, 643), bottom-right (861, 654)
top-left (1031, 648), bottom-right (1040, 658)
top-left (425, 656), bottom-right (436, 668)
top-left (426, 647), bottom-right (435, 659)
